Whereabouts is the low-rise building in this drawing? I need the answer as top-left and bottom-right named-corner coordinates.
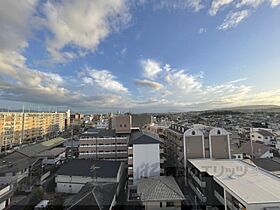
top-left (233, 141), bottom-right (274, 159)
top-left (0, 185), bottom-right (12, 210)
top-left (131, 176), bottom-right (185, 210)
top-left (55, 159), bottom-right (125, 194)
top-left (36, 147), bottom-right (66, 165)
top-left (64, 182), bottom-right (118, 210)
top-left (250, 129), bottom-right (275, 145)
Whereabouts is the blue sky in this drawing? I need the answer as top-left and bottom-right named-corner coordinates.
top-left (0, 0), bottom-right (280, 113)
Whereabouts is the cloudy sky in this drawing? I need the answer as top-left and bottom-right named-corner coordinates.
top-left (0, 0), bottom-right (280, 113)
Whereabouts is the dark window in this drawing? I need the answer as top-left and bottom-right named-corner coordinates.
top-left (217, 130), bottom-right (221, 135)
top-left (166, 202), bottom-right (174, 207)
top-left (192, 131), bottom-right (196, 135)
top-left (160, 202), bottom-right (162, 207)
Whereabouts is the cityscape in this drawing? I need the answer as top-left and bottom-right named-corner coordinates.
top-left (1, 0), bottom-right (280, 210)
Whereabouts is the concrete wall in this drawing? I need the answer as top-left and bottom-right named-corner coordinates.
top-left (211, 136), bottom-right (230, 159)
top-left (133, 144), bottom-right (160, 184)
top-left (113, 115), bottom-right (131, 134)
top-left (185, 136), bottom-right (204, 159)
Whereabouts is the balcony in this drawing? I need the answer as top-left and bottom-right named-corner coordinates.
top-left (188, 169), bottom-right (206, 188)
top-left (188, 180), bottom-right (207, 203)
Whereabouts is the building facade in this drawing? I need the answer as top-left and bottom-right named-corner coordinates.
top-left (187, 159), bottom-right (280, 210)
top-left (127, 131), bottom-right (165, 185)
top-left (0, 112), bottom-right (66, 151)
top-left (79, 128), bottom-right (129, 161)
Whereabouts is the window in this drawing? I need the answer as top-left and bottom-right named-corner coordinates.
top-left (192, 131), bottom-right (196, 135)
top-left (124, 124), bottom-right (127, 127)
top-left (166, 202), bottom-right (174, 207)
top-left (160, 202), bottom-right (162, 207)
top-left (217, 130), bottom-right (221, 135)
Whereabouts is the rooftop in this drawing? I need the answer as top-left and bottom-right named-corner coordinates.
top-left (36, 147), bottom-right (66, 158)
top-left (65, 182), bottom-right (118, 210)
top-left (256, 129), bottom-right (274, 137)
top-left (137, 176), bottom-right (185, 201)
top-left (129, 130), bottom-right (162, 145)
top-left (235, 141), bottom-right (274, 158)
top-left (0, 152), bottom-right (39, 174)
top-left (16, 137), bottom-right (65, 157)
top-left (56, 159), bottom-right (121, 178)
top-left (80, 129), bottom-right (119, 138)
top-left (251, 158), bottom-right (280, 172)
top-left (189, 159), bottom-right (280, 204)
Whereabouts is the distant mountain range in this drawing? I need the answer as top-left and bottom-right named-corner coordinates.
top-left (214, 105), bottom-right (280, 112)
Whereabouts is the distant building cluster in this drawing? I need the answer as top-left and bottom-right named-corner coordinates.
top-left (0, 109), bottom-right (280, 210)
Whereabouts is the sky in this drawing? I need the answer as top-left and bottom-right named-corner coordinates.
top-left (0, 0), bottom-right (280, 113)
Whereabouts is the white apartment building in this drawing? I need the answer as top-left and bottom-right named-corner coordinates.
top-left (127, 131), bottom-right (164, 185)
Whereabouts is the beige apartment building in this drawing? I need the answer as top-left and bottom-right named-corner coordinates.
top-left (0, 112), bottom-right (66, 151)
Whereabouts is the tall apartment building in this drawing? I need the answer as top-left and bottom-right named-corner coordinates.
top-left (164, 124), bottom-right (188, 176)
top-left (0, 112), bottom-right (66, 151)
top-left (127, 131), bottom-right (165, 185)
top-left (79, 128), bottom-right (129, 161)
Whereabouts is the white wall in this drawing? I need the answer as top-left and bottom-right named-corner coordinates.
top-left (55, 174), bottom-right (118, 193)
top-left (133, 144), bottom-right (160, 184)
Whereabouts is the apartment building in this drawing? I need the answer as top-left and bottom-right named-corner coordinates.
top-left (110, 114), bottom-right (152, 134)
top-left (184, 125), bottom-right (231, 160)
top-left (187, 159), bottom-right (280, 210)
top-left (164, 124), bottom-right (188, 176)
top-left (0, 112), bottom-right (66, 151)
top-left (79, 128), bottom-right (129, 161)
top-left (127, 131), bottom-right (165, 185)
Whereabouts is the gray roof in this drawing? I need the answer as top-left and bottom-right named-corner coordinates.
top-left (129, 130), bottom-right (162, 145)
top-left (36, 147), bottom-right (66, 158)
top-left (65, 182), bottom-right (118, 210)
top-left (236, 141), bottom-right (273, 158)
top-left (251, 158), bottom-right (280, 172)
top-left (56, 159), bottom-right (121, 178)
top-left (0, 152), bottom-right (39, 174)
top-left (256, 129), bottom-right (274, 137)
top-left (137, 176), bottom-right (185, 201)
top-left (16, 137), bottom-right (65, 157)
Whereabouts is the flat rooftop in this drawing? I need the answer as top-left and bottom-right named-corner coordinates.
top-left (189, 159), bottom-right (280, 204)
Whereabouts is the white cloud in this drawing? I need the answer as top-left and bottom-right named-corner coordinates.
top-left (141, 59), bottom-right (163, 80)
top-left (81, 68), bottom-right (128, 93)
top-left (209, 0), bottom-right (234, 16)
top-left (135, 79), bottom-right (164, 90)
top-left (218, 10), bottom-right (249, 30)
top-left (43, 0), bottom-right (131, 62)
top-left (236, 0), bottom-right (264, 8)
top-left (0, 0), bottom-right (39, 51)
top-left (150, 0), bottom-right (204, 11)
top-left (270, 0), bottom-right (280, 7)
